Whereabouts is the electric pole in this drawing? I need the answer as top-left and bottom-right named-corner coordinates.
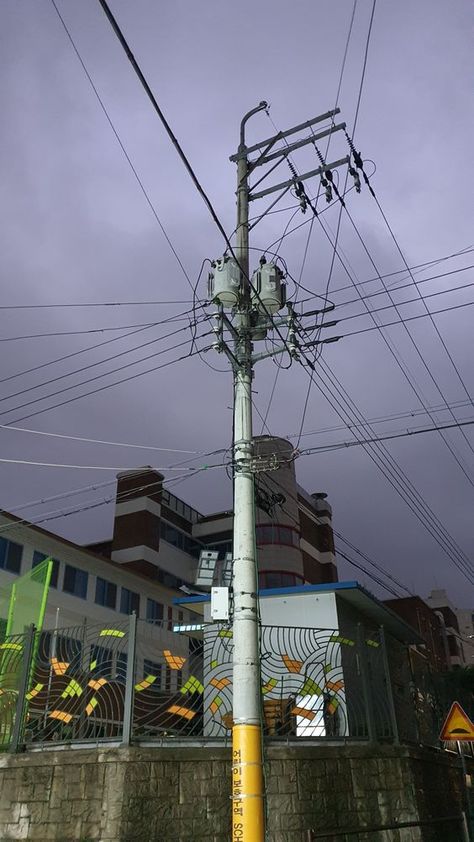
top-left (231, 102), bottom-right (268, 842)
top-left (208, 103), bottom-right (363, 841)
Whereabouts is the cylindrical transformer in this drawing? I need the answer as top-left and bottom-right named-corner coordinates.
top-left (251, 261), bottom-right (286, 314)
top-left (208, 256), bottom-right (241, 308)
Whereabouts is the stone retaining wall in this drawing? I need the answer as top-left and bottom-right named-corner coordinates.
top-left (0, 743), bottom-right (468, 841)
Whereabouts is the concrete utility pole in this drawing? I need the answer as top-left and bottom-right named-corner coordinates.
top-left (208, 102), bottom-right (358, 842)
top-left (231, 101), bottom-right (268, 842)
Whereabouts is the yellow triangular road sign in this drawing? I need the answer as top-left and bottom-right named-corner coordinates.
top-left (440, 701), bottom-right (474, 741)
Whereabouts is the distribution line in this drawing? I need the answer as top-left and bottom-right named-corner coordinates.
top-left (0, 463), bottom-right (225, 536)
top-left (259, 0), bottom-right (358, 434)
top-left (297, 417), bottom-right (474, 455)
top-left (49, 0), bottom-right (195, 293)
top-left (320, 279), bottom-right (474, 327)
top-left (294, 351), bottom-right (474, 584)
top-left (1, 341), bottom-right (213, 427)
top-left (316, 355), bottom-right (474, 583)
top-left (6, 446), bottom-right (230, 515)
top-left (0, 424), bottom-right (208, 455)
top-left (259, 471), bottom-right (409, 598)
top-left (290, 397), bottom-right (474, 441)
top-left (305, 202), bottom-right (474, 489)
top-left (0, 317), bottom-right (189, 387)
top-left (0, 315), bottom-right (210, 407)
top-left (0, 329), bottom-right (212, 422)
top-left (0, 457), bottom-right (225, 472)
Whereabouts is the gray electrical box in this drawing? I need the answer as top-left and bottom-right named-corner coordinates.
top-left (211, 587), bottom-right (230, 621)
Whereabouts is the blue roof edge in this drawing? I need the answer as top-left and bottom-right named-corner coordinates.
top-left (173, 579), bottom-right (361, 605)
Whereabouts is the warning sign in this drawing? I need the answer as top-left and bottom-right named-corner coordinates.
top-left (440, 702), bottom-right (474, 741)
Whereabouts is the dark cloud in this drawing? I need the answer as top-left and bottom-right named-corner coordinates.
top-left (0, 0), bottom-right (473, 607)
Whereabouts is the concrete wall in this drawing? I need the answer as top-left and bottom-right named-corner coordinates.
top-left (0, 744), bottom-right (468, 841)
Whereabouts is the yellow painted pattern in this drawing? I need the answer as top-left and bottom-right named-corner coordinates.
top-left (99, 629), bottom-right (125, 638)
top-left (210, 677), bottom-right (231, 691)
top-left (167, 704), bottom-right (196, 721)
top-left (61, 679), bottom-right (83, 699)
top-left (180, 676), bottom-right (204, 694)
top-left (282, 654), bottom-right (303, 673)
top-left (88, 678), bottom-right (108, 691)
top-left (51, 657), bottom-right (69, 676)
top-left (326, 680), bottom-right (344, 693)
top-left (163, 650), bottom-right (186, 670)
top-left (26, 683), bottom-right (44, 700)
top-left (49, 710), bottom-right (73, 724)
top-left (135, 675), bottom-right (157, 692)
top-left (291, 705), bottom-right (316, 721)
top-left (261, 678), bottom-right (278, 695)
top-left (86, 697), bottom-right (99, 716)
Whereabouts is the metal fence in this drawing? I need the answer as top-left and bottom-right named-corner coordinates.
top-left (0, 616), bottom-right (454, 751)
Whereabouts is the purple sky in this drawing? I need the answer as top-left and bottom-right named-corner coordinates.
top-left (0, 0), bottom-right (473, 608)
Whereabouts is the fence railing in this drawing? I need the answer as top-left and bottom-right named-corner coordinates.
top-left (0, 616), bottom-right (458, 751)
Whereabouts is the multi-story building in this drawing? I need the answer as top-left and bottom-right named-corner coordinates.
top-left (0, 436), bottom-right (337, 638)
top-left (426, 589), bottom-right (474, 667)
top-left (87, 437), bottom-right (338, 591)
top-left (383, 596), bottom-right (449, 673)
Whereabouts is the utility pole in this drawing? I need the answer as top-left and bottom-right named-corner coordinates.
top-left (208, 102), bottom-right (362, 842)
top-left (231, 102), bottom-right (268, 842)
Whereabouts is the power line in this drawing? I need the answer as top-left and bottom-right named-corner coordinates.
top-left (0, 424), bottom-right (209, 455)
top-left (293, 350), bottom-right (474, 585)
top-left (0, 339), bottom-right (213, 427)
top-left (0, 317), bottom-right (186, 388)
top-left (0, 299), bottom-right (194, 310)
top-left (49, 0), bottom-right (195, 293)
top-left (322, 279), bottom-right (474, 328)
top-left (297, 416), bottom-right (474, 455)
top-left (289, 396), bottom-right (474, 440)
top-left (0, 315), bottom-right (209, 408)
top-left (318, 264), bottom-right (474, 312)
top-left (336, 297), bottom-right (474, 338)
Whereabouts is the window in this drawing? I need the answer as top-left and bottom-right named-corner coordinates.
top-left (143, 659), bottom-right (162, 689)
top-left (56, 634), bottom-right (82, 663)
top-left (32, 551), bottom-right (59, 588)
top-left (116, 652), bottom-right (128, 683)
top-left (63, 564), bottom-right (88, 599)
top-left (95, 577), bottom-right (117, 610)
top-left (256, 524), bottom-right (299, 547)
top-left (90, 645), bottom-right (112, 677)
top-left (0, 537), bottom-right (23, 574)
top-left (37, 631), bottom-right (51, 664)
top-left (120, 587), bottom-right (140, 616)
top-left (146, 599), bottom-right (163, 624)
top-left (258, 571), bottom-right (304, 590)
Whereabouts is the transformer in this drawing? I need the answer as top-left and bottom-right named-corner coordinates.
top-left (208, 256), bottom-right (241, 308)
top-left (251, 260), bottom-right (286, 314)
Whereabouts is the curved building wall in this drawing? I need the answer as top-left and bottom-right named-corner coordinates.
top-left (253, 436), bottom-right (304, 586)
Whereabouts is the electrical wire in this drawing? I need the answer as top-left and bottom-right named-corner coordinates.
top-left (0, 424), bottom-right (209, 455)
top-left (49, 0), bottom-right (195, 293)
top-left (0, 317), bottom-right (211, 415)
top-left (0, 312), bottom-right (208, 402)
top-left (297, 417), bottom-right (474, 455)
top-left (0, 339), bottom-right (214, 427)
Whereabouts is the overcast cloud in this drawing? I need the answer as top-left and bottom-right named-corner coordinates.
top-left (0, 0), bottom-right (473, 608)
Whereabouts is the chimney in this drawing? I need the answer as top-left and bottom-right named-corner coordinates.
top-left (111, 467), bottom-right (163, 579)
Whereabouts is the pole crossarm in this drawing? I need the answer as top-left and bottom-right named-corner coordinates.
top-left (250, 122), bottom-right (346, 169)
top-left (229, 108), bottom-right (341, 161)
top-left (249, 155), bottom-right (350, 201)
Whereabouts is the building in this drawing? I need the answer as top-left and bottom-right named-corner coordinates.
top-left (175, 581), bottom-right (423, 742)
top-left (87, 438), bottom-right (338, 591)
top-left (383, 596), bottom-right (449, 673)
top-left (426, 589), bottom-right (474, 667)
